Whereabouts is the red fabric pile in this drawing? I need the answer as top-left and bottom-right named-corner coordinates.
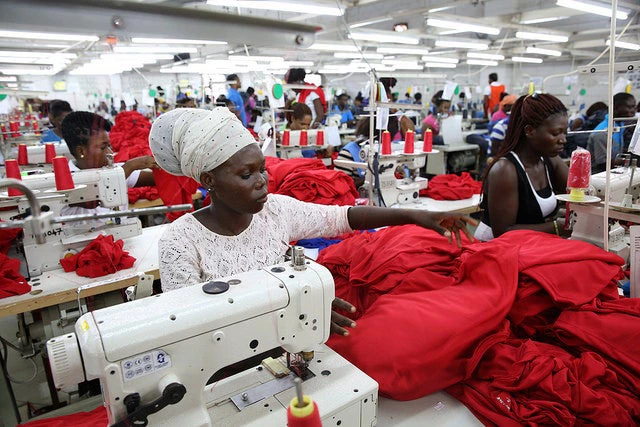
top-left (265, 157), bottom-right (358, 206)
top-left (127, 186), bottom-right (160, 204)
top-left (317, 227), bottom-right (640, 425)
top-left (59, 234), bottom-right (136, 278)
top-left (109, 111), bottom-right (153, 161)
top-left (0, 222), bottom-right (22, 254)
top-left (151, 168), bottom-right (199, 221)
top-left (20, 406), bottom-right (108, 427)
top-left (420, 172), bottom-right (482, 200)
top-left (0, 252), bottom-right (30, 298)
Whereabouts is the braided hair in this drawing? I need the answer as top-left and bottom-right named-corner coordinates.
top-left (61, 111), bottom-right (112, 157)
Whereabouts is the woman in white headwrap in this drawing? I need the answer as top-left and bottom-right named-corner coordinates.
top-left (152, 107), bottom-right (477, 335)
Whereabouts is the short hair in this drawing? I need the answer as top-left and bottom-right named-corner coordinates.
top-left (586, 102), bottom-right (607, 116)
top-left (226, 73), bottom-right (239, 84)
top-left (337, 93), bottom-right (349, 100)
top-left (61, 112), bottom-right (112, 157)
top-left (176, 97), bottom-right (193, 106)
top-left (414, 93), bottom-right (422, 101)
top-left (285, 68), bottom-right (306, 84)
top-left (291, 102), bottom-right (312, 121)
top-left (49, 100), bottom-right (72, 119)
top-left (489, 73), bottom-right (498, 82)
top-left (613, 92), bottom-right (635, 108)
top-left (246, 86), bottom-right (255, 95)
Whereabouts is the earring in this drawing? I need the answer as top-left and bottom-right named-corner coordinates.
top-left (79, 154), bottom-right (84, 159)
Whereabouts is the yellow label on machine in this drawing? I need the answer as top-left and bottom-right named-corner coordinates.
top-left (80, 320), bottom-right (90, 331)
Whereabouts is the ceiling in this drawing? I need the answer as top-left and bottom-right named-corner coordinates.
top-left (0, 0), bottom-right (638, 83)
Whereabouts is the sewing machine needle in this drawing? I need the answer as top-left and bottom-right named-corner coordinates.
top-left (294, 377), bottom-right (305, 408)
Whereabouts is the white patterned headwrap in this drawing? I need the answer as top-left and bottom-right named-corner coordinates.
top-left (149, 107), bottom-right (257, 183)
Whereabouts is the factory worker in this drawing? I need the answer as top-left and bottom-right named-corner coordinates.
top-left (284, 68), bottom-right (326, 128)
top-left (151, 108), bottom-right (477, 335)
top-left (475, 93), bottom-right (570, 241)
top-left (41, 99), bottom-right (72, 143)
top-left (286, 101), bottom-right (312, 131)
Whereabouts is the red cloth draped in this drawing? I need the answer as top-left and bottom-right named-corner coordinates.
top-left (109, 111), bottom-right (153, 155)
top-left (0, 252), bottom-right (30, 298)
top-left (265, 157), bottom-right (325, 193)
top-left (127, 186), bottom-right (160, 204)
top-left (420, 172), bottom-right (482, 200)
top-left (20, 406), bottom-right (107, 427)
top-left (59, 235), bottom-right (136, 278)
top-left (276, 168), bottom-right (358, 206)
top-left (0, 223), bottom-right (22, 254)
top-left (151, 168), bottom-right (199, 221)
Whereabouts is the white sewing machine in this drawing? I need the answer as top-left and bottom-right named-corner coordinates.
top-left (5, 142), bottom-right (72, 164)
top-left (590, 166), bottom-right (640, 203)
top-left (46, 256), bottom-right (378, 427)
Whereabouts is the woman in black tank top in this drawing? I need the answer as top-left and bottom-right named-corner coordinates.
top-left (477, 93), bottom-right (570, 240)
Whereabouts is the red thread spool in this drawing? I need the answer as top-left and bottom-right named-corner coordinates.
top-left (381, 130), bottom-right (392, 155)
top-left (1, 124), bottom-right (6, 137)
top-left (4, 159), bottom-right (23, 196)
top-left (17, 144), bottom-right (28, 165)
top-left (299, 130), bottom-right (308, 146)
top-left (32, 120), bottom-right (40, 134)
top-left (10, 121), bottom-right (20, 138)
top-left (404, 130), bottom-right (415, 154)
top-left (282, 129), bottom-right (290, 146)
top-left (423, 129), bottom-right (433, 152)
top-left (315, 129), bottom-right (324, 146)
top-left (45, 143), bottom-right (56, 163)
top-left (52, 156), bottom-right (74, 190)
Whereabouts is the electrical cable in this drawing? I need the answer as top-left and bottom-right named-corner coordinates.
top-left (0, 337), bottom-right (39, 384)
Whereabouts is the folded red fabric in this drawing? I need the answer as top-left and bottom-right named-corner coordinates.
top-left (151, 168), bottom-right (199, 222)
top-left (59, 234), bottom-right (136, 278)
top-left (127, 186), bottom-right (160, 204)
top-left (0, 252), bottom-right (30, 299)
top-left (265, 156), bottom-right (325, 193)
top-left (20, 405), bottom-right (107, 427)
top-left (276, 168), bottom-right (359, 206)
top-left (420, 172), bottom-right (482, 200)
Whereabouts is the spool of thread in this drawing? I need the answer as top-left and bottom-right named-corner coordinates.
top-left (4, 160), bottom-right (23, 196)
top-left (52, 156), bottom-right (74, 190)
top-left (404, 130), bottom-right (415, 154)
top-left (17, 144), bottom-right (28, 165)
top-left (381, 131), bottom-right (392, 155)
top-left (287, 379), bottom-right (321, 427)
top-left (423, 129), bottom-right (433, 152)
top-left (282, 129), bottom-right (290, 146)
top-left (45, 143), bottom-right (56, 163)
top-left (315, 129), bottom-right (324, 146)
top-left (1, 124), bottom-right (6, 137)
top-left (10, 121), bottom-right (20, 138)
top-left (299, 130), bottom-right (308, 146)
top-left (32, 120), bottom-right (40, 134)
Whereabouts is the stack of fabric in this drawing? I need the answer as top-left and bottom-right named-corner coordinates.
top-left (420, 172), bottom-right (482, 200)
top-left (319, 227), bottom-right (640, 425)
top-left (0, 221), bottom-right (29, 299)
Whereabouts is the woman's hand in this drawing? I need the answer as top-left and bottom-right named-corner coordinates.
top-left (413, 212), bottom-right (478, 247)
top-left (331, 298), bottom-right (356, 336)
top-left (125, 155), bottom-right (157, 171)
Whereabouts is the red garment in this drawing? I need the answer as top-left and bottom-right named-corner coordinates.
top-left (109, 111), bottom-right (153, 154)
top-left (0, 223), bottom-right (22, 254)
top-left (0, 252), bottom-right (30, 298)
top-left (276, 169), bottom-right (358, 206)
top-left (59, 235), bottom-right (136, 278)
top-left (298, 84), bottom-right (327, 114)
top-left (151, 168), bottom-right (199, 222)
top-left (265, 157), bottom-right (325, 193)
top-left (127, 186), bottom-right (160, 204)
top-left (420, 172), bottom-right (482, 200)
top-left (20, 406), bottom-right (107, 427)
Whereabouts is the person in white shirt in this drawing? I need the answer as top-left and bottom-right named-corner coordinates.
top-left (150, 108), bottom-right (477, 336)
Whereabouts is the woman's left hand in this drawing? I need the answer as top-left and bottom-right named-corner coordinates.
top-left (414, 212), bottom-right (478, 247)
top-left (331, 298), bottom-right (356, 336)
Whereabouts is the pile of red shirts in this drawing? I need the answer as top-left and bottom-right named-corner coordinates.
top-left (59, 234), bottom-right (136, 278)
top-left (109, 111), bottom-right (152, 157)
top-left (318, 227), bottom-right (640, 425)
top-left (420, 172), bottom-right (482, 200)
top-left (0, 222), bottom-right (30, 298)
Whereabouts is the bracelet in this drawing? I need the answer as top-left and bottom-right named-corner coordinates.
top-left (553, 219), bottom-right (560, 236)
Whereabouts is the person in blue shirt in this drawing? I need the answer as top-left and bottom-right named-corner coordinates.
top-left (41, 100), bottom-right (72, 143)
top-left (588, 92), bottom-right (637, 173)
top-left (331, 93), bottom-right (356, 128)
top-left (226, 74), bottom-right (247, 127)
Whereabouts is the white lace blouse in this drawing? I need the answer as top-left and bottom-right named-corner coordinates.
top-left (159, 194), bottom-right (352, 291)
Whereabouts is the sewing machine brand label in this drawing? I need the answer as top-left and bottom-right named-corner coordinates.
top-left (121, 349), bottom-right (172, 382)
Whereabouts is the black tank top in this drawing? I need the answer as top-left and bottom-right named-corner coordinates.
top-left (481, 152), bottom-right (557, 227)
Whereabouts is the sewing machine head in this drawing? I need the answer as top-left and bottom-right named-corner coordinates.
top-left (375, 150), bottom-right (428, 206)
top-left (590, 165), bottom-right (640, 203)
top-left (46, 258), bottom-right (353, 426)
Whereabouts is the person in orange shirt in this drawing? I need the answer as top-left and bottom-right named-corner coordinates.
top-left (483, 73), bottom-right (505, 119)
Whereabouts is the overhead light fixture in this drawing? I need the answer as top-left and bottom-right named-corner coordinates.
top-left (350, 17), bottom-right (393, 29)
top-left (101, 53), bottom-right (174, 61)
top-left (606, 39), bottom-right (640, 50)
top-left (283, 61), bottom-right (315, 66)
top-left (467, 52), bottom-right (504, 60)
top-left (113, 46), bottom-right (198, 54)
top-left (0, 68), bottom-right (61, 76)
top-left (525, 47), bottom-right (563, 56)
top-left (228, 55), bottom-right (285, 62)
top-left (426, 18), bottom-right (500, 36)
top-left (428, 5), bottom-right (456, 13)
top-left (206, 0), bottom-right (343, 16)
top-left (131, 37), bottom-right (227, 45)
top-left (423, 62), bottom-right (457, 68)
top-left (515, 31), bottom-right (569, 43)
top-left (389, 72), bottom-right (447, 78)
top-left (382, 59), bottom-right (421, 67)
top-left (466, 59), bottom-right (498, 66)
top-left (349, 30), bottom-right (420, 45)
top-left (0, 76), bottom-right (18, 82)
top-left (393, 23), bottom-right (409, 33)
top-left (0, 30), bottom-right (98, 42)
top-left (308, 43), bottom-right (359, 52)
top-left (511, 56), bottom-right (544, 63)
top-left (556, 0), bottom-right (628, 20)
top-left (0, 51), bottom-right (76, 59)
top-left (420, 56), bottom-right (459, 64)
top-left (318, 68), bottom-right (368, 74)
top-left (434, 40), bottom-right (489, 50)
top-left (334, 52), bottom-right (384, 60)
top-left (520, 16), bottom-right (570, 24)
top-left (377, 46), bottom-right (431, 55)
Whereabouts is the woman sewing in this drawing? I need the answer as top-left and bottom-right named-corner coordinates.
top-left (475, 93), bottom-right (570, 241)
top-left (151, 108), bottom-right (477, 335)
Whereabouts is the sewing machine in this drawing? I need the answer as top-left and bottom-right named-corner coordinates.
top-left (590, 166), bottom-right (640, 203)
top-left (46, 256), bottom-right (378, 426)
top-left (5, 142), bottom-right (72, 164)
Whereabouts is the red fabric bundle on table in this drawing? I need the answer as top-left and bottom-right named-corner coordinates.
top-left (109, 111), bottom-right (152, 155)
top-left (151, 168), bottom-right (199, 221)
top-left (0, 252), bottom-right (30, 298)
top-left (265, 156), bottom-right (325, 193)
top-left (276, 169), bottom-right (359, 206)
top-left (420, 172), bottom-right (482, 200)
top-left (59, 234), bottom-right (136, 278)
top-left (128, 186), bottom-right (160, 204)
top-left (20, 405), bottom-right (107, 427)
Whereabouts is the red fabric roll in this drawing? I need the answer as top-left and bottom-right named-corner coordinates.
top-left (0, 252), bottom-right (30, 299)
top-left (276, 168), bottom-right (359, 206)
top-left (59, 234), bottom-right (136, 278)
top-left (420, 172), bottom-right (482, 200)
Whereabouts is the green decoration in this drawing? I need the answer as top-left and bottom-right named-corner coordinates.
top-left (272, 83), bottom-right (284, 99)
top-left (0, 85), bottom-right (6, 102)
top-left (149, 89), bottom-right (157, 97)
top-left (567, 85), bottom-right (572, 90)
top-left (194, 90), bottom-right (199, 95)
top-left (426, 87), bottom-right (430, 92)
top-left (454, 85), bottom-right (460, 95)
top-left (580, 88), bottom-right (587, 96)
top-left (94, 93), bottom-right (98, 98)
top-left (105, 93), bottom-right (111, 99)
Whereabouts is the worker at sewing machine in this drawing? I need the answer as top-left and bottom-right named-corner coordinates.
top-left (475, 93), bottom-right (570, 241)
top-left (40, 99), bottom-right (72, 144)
top-left (421, 91), bottom-right (449, 145)
top-left (150, 108), bottom-right (477, 334)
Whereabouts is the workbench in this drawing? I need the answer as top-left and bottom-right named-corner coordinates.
top-left (391, 194), bottom-right (481, 215)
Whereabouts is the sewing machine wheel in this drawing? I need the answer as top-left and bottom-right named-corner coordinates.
top-left (394, 165), bottom-right (406, 179)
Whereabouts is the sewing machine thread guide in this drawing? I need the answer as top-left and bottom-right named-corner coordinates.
top-left (230, 372), bottom-right (314, 410)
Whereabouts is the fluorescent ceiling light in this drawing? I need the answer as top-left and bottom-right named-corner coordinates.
top-left (206, 0), bottom-right (344, 16)
top-left (606, 39), bottom-right (640, 50)
top-left (0, 30), bottom-right (98, 42)
top-left (426, 18), bottom-right (500, 36)
top-left (466, 59), bottom-right (498, 66)
top-left (428, 5), bottom-right (456, 13)
top-left (0, 76), bottom-right (17, 82)
top-left (511, 56), bottom-right (544, 63)
top-left (349, 30), bottom-right (419, 45)
top-left (556, 0), bottom-right (628, 20)
top-left (335, 52), bottom-right (384, 60)
top-left (377, 46), bottom-right (431, 55)
top-left (101, 53), bottom-right (174, 61)
top-left (391, 72), bottom-right (447, 79)
top-left (520, 16), bottom-right (570, 24)
top-left (0, 68), bottom-right (60, 75)
top-left (228, 55), bottom-right (285, 62)
top-left (0, 57), bottom-right (69, 65)
top-left (420, 56), bottom-right (459, 64)
top-left (423, 62), bottom-right (457, 68)
top-left (516, 31), bottom-right (569, 43)
top-left (382, 59), bottom-right (421, 66)
top-left (114, 46), bottom-right (198, 54)
top-left (318, 68), bottom-right (367, 74)
top-left (349, 17), bottom-right (393, 29)
top-left (132, 37), bottom-right (226, 45)
top-left (308, 43), bottom-right (359, 52)
top-left (0, 51), bottom-right (76, 59)
top-left (467, 52), bottom-right (504, 60)
top-left (434, 40), bottom-right (488, 50)
top-left (525, 47), bottom-right (563, 56)
top-left (283, 61), bottom-right (315, 66)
